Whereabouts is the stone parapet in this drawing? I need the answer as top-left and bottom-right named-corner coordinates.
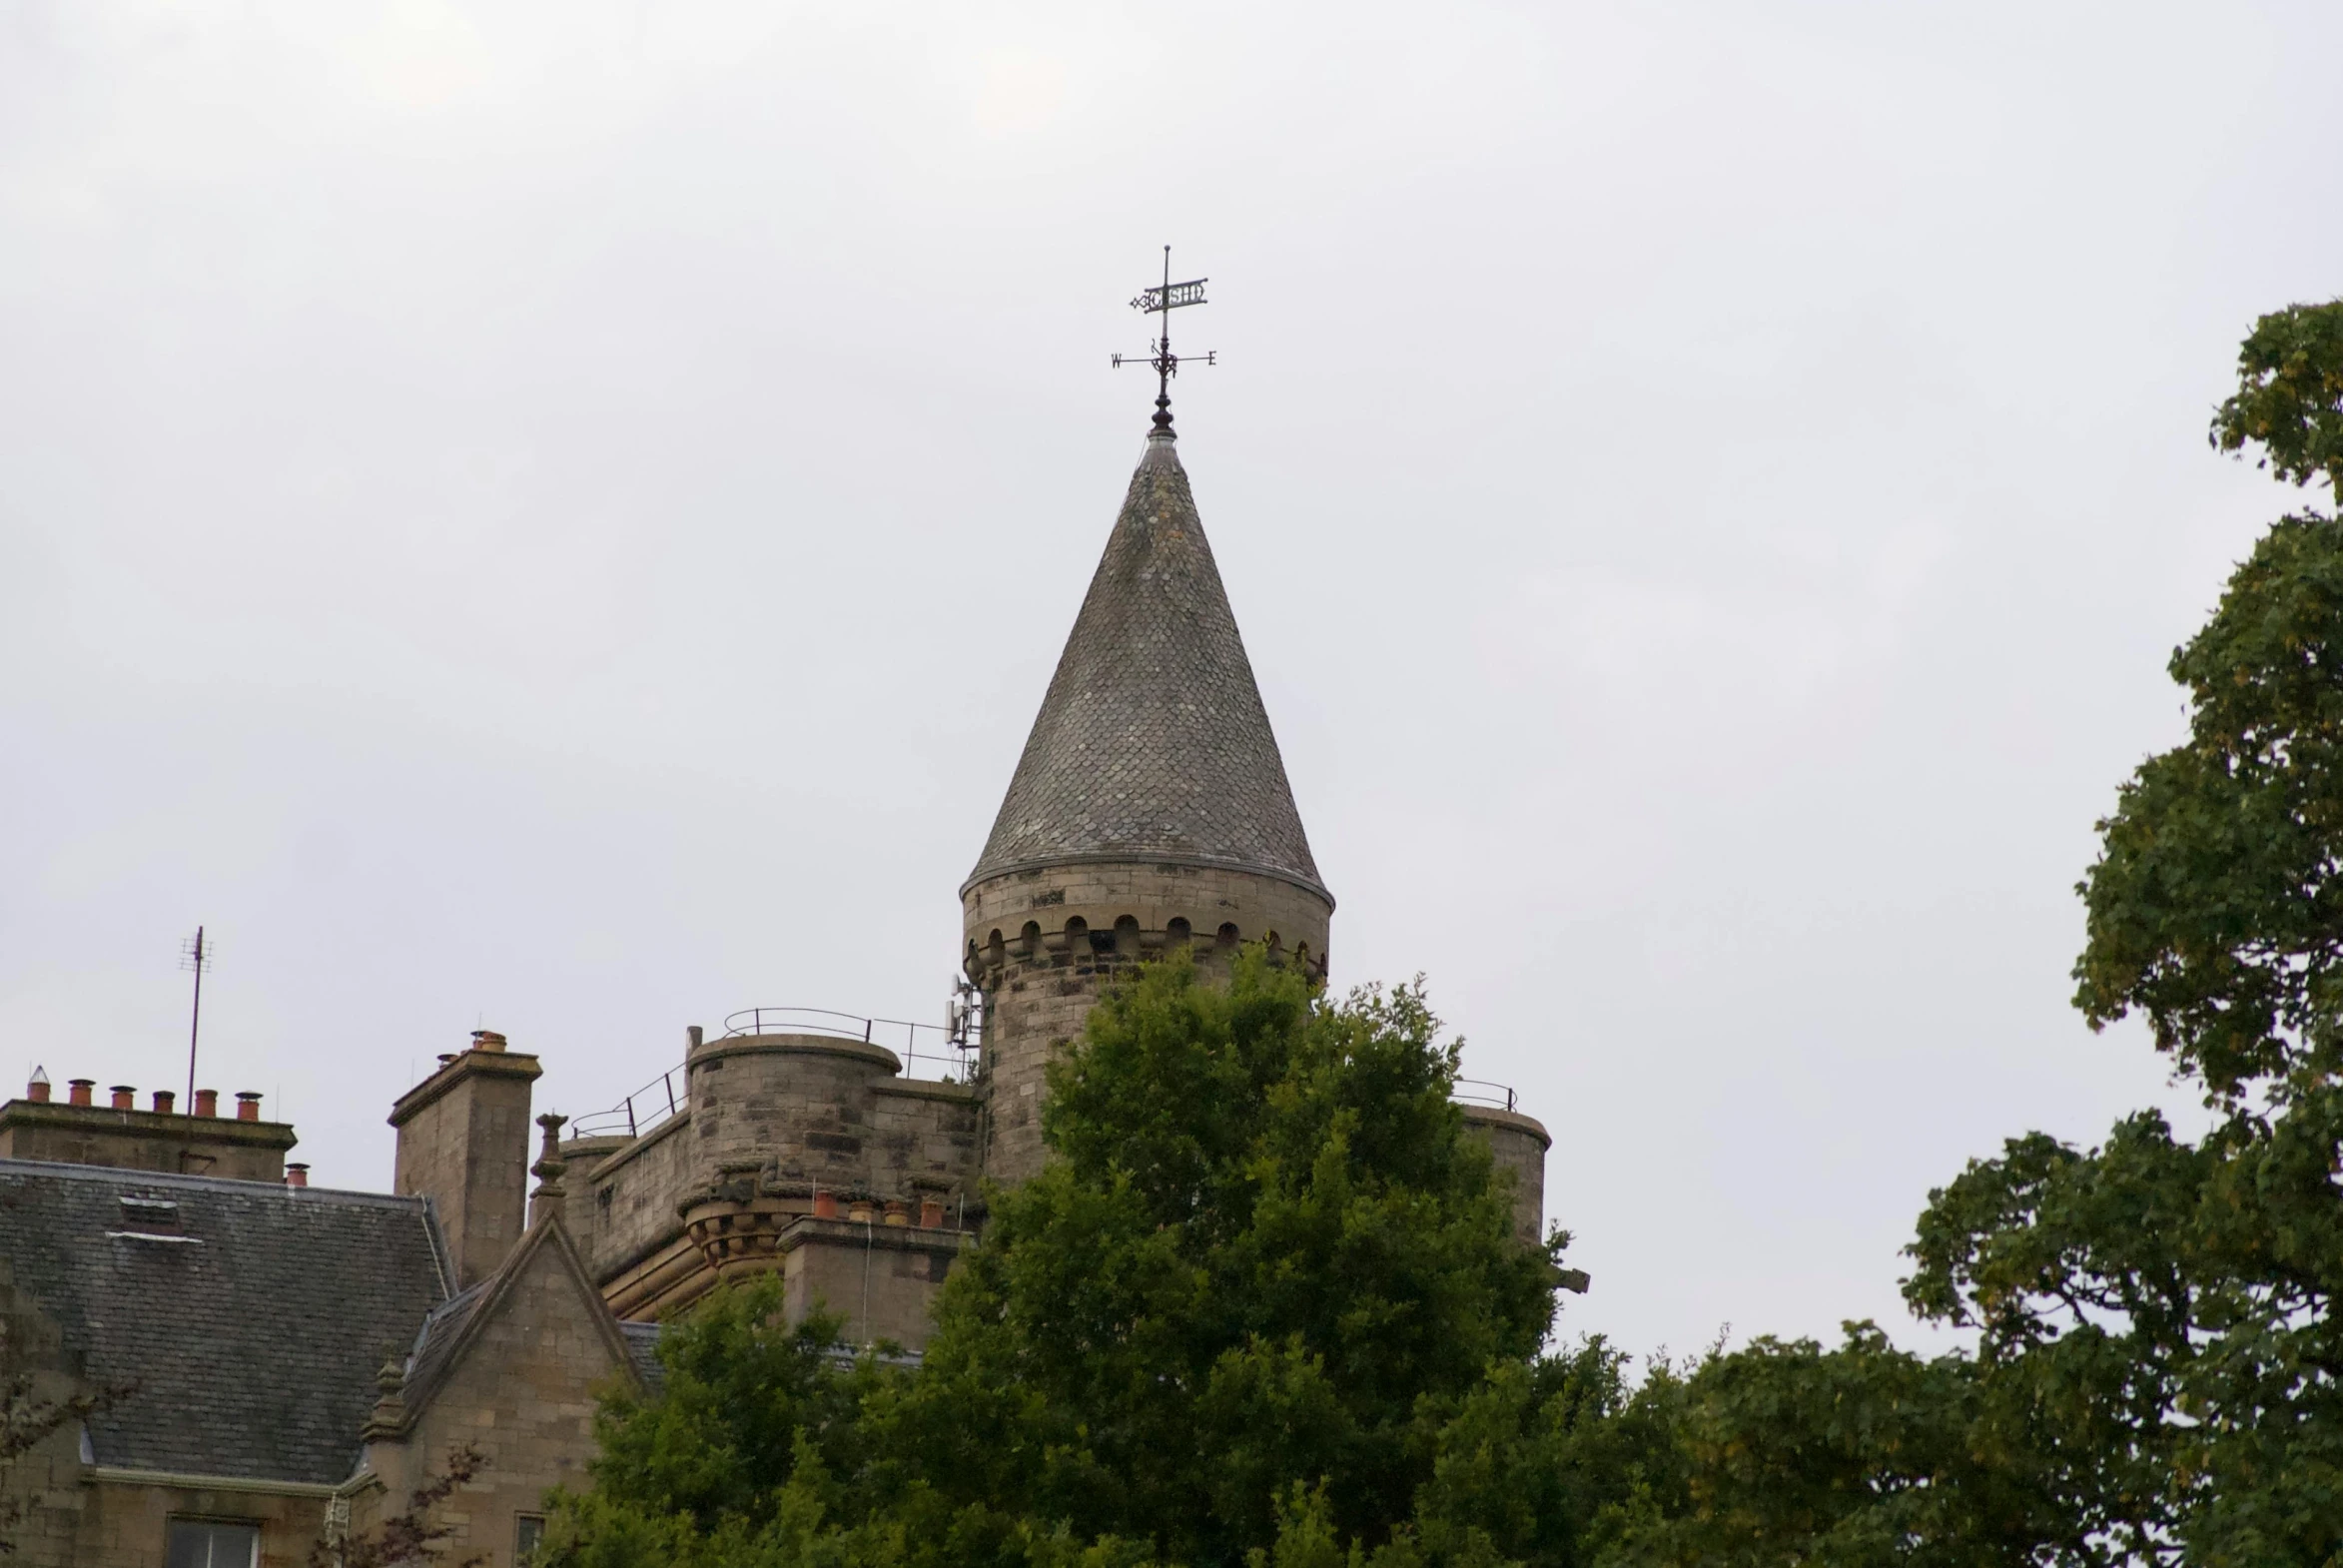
top-left (1460, 1104), bottom-right (1551, 1249)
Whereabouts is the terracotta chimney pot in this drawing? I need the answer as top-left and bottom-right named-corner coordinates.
top-left (68, 1080), bottom-right (93, 1108)
top-left (235, 1092), bottom-right (262, 1123)
top-left (847, 1197), bottom-right (875, 1224)
top-left (194, 1089), bottom-right (219, 1118)
top-left (918, 1196), bottom-right (945, 1228)
top-left (471, 1030), bottom-right (506, 1053)
top-left (813, 1190), bottom-right (840, 1219)
top-left (882, 1200), bottom-right (910, 1227)
top-left (109, 1086), bottom-right (135, 1111)
top-left (26, 1068), bottom-right (50, 1105)
top-left (152, 1090), bottom-right (175, 1115)
top-left (286, 1164), bottom-right (309, 1188)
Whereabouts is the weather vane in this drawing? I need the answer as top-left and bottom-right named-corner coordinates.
top-left (1112, 246), bottom-right (1215, 433)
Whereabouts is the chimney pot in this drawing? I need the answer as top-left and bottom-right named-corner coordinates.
top-left (152, 1090), bottom-right (175, 1115)
top-left (847, 1197), bottom-right (875, 1224)
top-left (68, 1080), bottom-right (94, 1108)
top-left (882, 1199), bottom-right (910, 1227)
top-left (110, 1086), bottom-right (135, 1111)
top-left (285, 1163), bottom-right (309, 1188)
top-left (27, 1067), bottom-right (50, 1105)
top-left (918, 1196), bottom-right (945, 1228)
top-left (194, 1089), bottom-right (219, 1118)
top-left (813, 1190), bottom-right (840, 1219)
top-left (471, 1030), bottom-right (506, 1053)
top-left (235, 1092), bottom-right (262, 1122)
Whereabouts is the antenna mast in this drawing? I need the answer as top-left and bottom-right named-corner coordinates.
top-left (181, 927), bottom-right (213, 1107)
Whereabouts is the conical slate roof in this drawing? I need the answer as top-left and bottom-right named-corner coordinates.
top-left (965, 430), bottom-right (1328, 901)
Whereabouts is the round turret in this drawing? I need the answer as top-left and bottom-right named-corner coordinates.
top-left (964, 428), bottom-right (1333, 1185)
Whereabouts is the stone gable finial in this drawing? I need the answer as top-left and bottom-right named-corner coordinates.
top-left (530, 1113), bottom-right (569, 1225)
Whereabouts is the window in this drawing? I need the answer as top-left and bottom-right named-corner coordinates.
top-left (514, 1513), bottom-right (547, 1563)
top-left (165, 1519), bottom-right (257, 1568)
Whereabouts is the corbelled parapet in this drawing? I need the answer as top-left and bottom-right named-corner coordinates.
top-left (964, 428), bottom-right (1333, 1185)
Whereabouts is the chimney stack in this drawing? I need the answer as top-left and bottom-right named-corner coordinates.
top-left (236, 1093), bottom-right (262, 1122)
top-left (0, 1069), bottom-right (295, 1180)
top-left (389, 1031), bottom-right (543, 1289)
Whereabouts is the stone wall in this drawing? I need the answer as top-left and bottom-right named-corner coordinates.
top-left (565, 1118), bottom-right (691, 1287)
top-left (962, 860), bottom-right (1334, 1185)
top-left (780, 1220), bottom-right (970, 1348)
top-left (354, 1234), bottom-right (629, 1568)
top-left (1460, 1106), bottom-right (1551, 1248)
top-left (555, 1035), bottom-right (982, 1339)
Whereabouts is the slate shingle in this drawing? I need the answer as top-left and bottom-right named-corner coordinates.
top-left (0, 1159), bottom-right (450, 1485)
top-left (966, 431), bottom-right (1327, 900)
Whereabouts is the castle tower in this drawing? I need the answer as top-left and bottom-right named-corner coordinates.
top-left (964, 425), bottom-right (1333, 1185)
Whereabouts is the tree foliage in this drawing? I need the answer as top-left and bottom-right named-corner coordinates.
top-left (546, 953), bottom-right (1591, 1568)
top-left (2212, 301), bottom-right (2343, 503)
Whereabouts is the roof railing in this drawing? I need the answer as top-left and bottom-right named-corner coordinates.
top-left (1451, 1078), bottom-right (1518, 1114)
top-left (722, 1008), bottom-right (974, 1085)
top-left (568, 1064), bottom-right (688, 1143)
top-left (567, 1008), bottom-right (978, 1143)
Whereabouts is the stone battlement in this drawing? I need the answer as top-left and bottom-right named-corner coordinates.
top-left (554, 1032), bottom-right (980, 1325)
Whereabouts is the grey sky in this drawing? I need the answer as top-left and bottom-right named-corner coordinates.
top-left (3, 0), bottom-right (2335, 1360)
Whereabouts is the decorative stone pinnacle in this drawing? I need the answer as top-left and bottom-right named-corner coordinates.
top-left (530, 1113), bottom-right (569, 1224)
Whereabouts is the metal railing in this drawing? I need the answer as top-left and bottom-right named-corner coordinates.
top-left (567, 1016), bottom-right (1512, 1142)
top-left (569, 1064), bottom-right (688, 1142)
top-left (722, 1008), bottom-right (975, 1086)
top-left (1451, 1079), bottom-right (1518, 1114)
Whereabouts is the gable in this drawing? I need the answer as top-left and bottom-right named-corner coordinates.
top-left (396, 1220), bottom-right (632, 1428)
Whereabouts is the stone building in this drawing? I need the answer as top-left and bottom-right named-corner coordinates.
top-left (546, 419), bottom-right (1554, 1321)
top-left (0, 416), bottom-right (1555, 1567)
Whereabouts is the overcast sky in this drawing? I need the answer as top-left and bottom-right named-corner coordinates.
top-left (4, 0), bottom-right (2337, 1360)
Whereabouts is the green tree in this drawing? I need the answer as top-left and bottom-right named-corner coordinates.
top-left (2079, 300), bottom-right (2343, 1099)
top-left (1592, 300), bottom-right (2343, 1568)
top-left (546, 951), bottom-right (1574, 1568)
top-left (863, 952), bottom-right (1564, 1567)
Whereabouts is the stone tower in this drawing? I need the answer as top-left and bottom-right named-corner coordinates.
top-left (964, 425), bottom-right (1334, 1185)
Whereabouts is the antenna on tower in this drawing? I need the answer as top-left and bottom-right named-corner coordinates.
top-left (1112, 245), bottom-right (1215, 433)
top-left (180, 927), bottom-right (214, 1108)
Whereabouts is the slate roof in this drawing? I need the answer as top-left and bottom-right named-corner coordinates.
top-left (966, 430), bottom-right (1328, 901)
top-left (620, 1321), bottom-right (666, 1396)
top-left (398, 1278), bottom-right (488, 1413)
top-left (0, 1159), bottom-right (450, 1484)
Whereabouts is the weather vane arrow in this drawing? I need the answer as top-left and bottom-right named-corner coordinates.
top-left (1112, 246), bottom-right (1216, 433)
